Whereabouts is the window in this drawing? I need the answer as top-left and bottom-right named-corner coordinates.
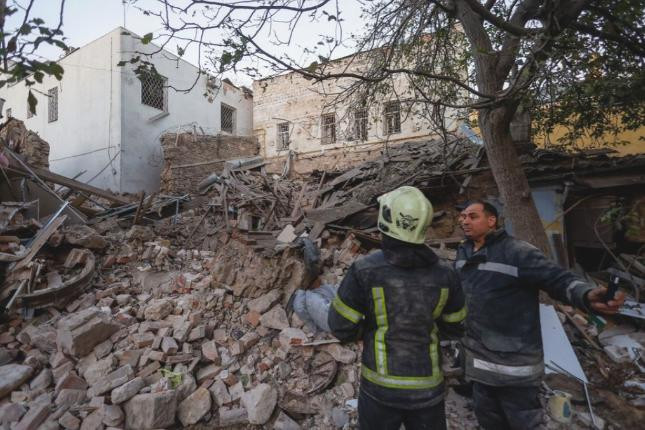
top-left (5, 108), bottom-right (11, 118)
top-left (140, 71), bottom-right (166, 110)
top-left (277, 122), bottom-right (290, 149)
top-left (354, 108), bottom-right (368, 141)
top-left (48, 87), bottom-right (58, 123)
top-left (321, 113), bottom-right (336, 145)
top-left (384, 101), bottom-right (401, 134)
top-left (221, 103), bottom-right (236, 134)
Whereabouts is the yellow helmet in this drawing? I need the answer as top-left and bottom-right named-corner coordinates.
top-left (377, 186), bottom-right (433, 244)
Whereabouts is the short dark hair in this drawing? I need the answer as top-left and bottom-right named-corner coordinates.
top-left (469, 199), bottom-right (499, 219)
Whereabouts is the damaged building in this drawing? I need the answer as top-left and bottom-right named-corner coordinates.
top-left (0, 27), bottom-right (253, 194)
top-left (253, 52), bottom-right (467, 174)
top-left (0, 28), bottom-right (644, 428)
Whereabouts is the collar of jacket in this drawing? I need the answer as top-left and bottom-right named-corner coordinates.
top-left (381, 235), bottom-right (439, 268)
top-left (463, 229), bottom-right (508, 252)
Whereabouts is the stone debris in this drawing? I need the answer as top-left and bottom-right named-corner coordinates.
top-left (260, 305), bottom-right (290, 330)
top-left (56, 308), bottom-right (121, 357)
top-left (123, 391), bottom-right (177, 429)
top-left (177, 387), bottom-right (211, 426)
top-left (1, 146), bottom-right (634, 430)
top-left (0, 364), bottom-right (34, 399)
top-left (241, 383), bottom-right (278, 425)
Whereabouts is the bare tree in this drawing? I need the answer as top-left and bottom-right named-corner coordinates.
top-left (132, 0), bottom-right (644, 252)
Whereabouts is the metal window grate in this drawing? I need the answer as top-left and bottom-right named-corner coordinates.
top-left (48, 87), bottom-right (58, 123)
top-left (354, 108), bottom-right (368, 141)
top-left (277, 122), bottom-right (290, 149)
top-left (384, 101), bottom-right (401, 134)
top-left (221, 104), bottom-right (235, 134)
top-left (140, 72), bottom-right (166, 110)
top-left (321, 113), bottom-right (336, 145)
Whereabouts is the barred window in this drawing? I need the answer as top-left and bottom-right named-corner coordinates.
top-left (277, 122), bottom-right (290, 149)
top-left (140, 71), bottom-right (166, 110)
top-left (354, 108), bottom-right (368, 141)
top-left (321, 113), bottom-right (336, 145)
top-left (48, 87), bottom-right (58, 123)
top-left (384, 101), bottom-right (401, 134)
top-left (221, 103), bottom-right (236, 134)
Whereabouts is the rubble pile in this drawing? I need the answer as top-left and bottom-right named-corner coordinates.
top-left (0, 119), bottom-right (50, 170)
top-left (1, 124), bottom-right (644, 428)
top-left (0, 216), bottom-right (369, 429)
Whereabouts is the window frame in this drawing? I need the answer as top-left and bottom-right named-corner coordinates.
top-left (384, 101), bottom-right (401, 135)
top-left (220, 103), bottom-right (236, 134)
top-left (48, 87), bottom-right (58, 123)
top-left (321, 112), bottom-right (336, 145)
top-left (276, 122), bottom-right (290, 150)
top-left (354, 107), bottom-right (369, 141)
top-left (140, 71), bottom-right (167, 111)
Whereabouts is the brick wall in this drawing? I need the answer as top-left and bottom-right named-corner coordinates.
top-left (160, 133), bottom-right (259, 194)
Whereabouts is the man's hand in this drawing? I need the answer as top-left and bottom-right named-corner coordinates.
top-left (586, 287), bottom-right (626, 315)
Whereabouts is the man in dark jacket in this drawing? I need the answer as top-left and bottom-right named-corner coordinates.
top-left (456, 200), bottom-right (625, 429)
top-left (329, 186), bottom-right (466, 430)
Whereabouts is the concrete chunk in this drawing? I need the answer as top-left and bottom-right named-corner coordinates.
top-left (124, 391), bottom-right (177, 430)
top-left (0, 364), bottom-right (34, 399)
top-left (110, 377), bottom-right (144, 404)
top-left (260, 305), bottom-right (289, 330)
top-left (88, 365), bottom-right (134, 397)
top-left (14, 403), bottom-right (49, 430)
top-left (241, 383), bottom-right (277, 425)
top-left (143, 299), bottom-right (173, 321)
top-left (218, 408), bottom-right (248, 427)
top-left (177, 387), bottom-right (211, 426)
top-left (56, 307), bottom-right (121, 357)
top-left (247, 290), bottom-right (281, 314)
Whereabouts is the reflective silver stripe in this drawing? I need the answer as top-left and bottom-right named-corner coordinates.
top-left (455, 260), bottom-right (466, 269)
top-left (565, 280), bottom-right (587, 303)
top-left (473, 358), bottom-right (543, 377)
top-left (477, 262), bottom-right (518, 277)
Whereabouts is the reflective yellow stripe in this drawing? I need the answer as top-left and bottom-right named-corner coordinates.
top-left (432, 288), bottom-right (449, 319)
top-left (430, 325), bottom-right (440, 379)
top-left (332, 295), bottom-right (364, 324)
top-left (372, 287), bottom-right (388, 374)
top-left (361, 364), bottom-right (443, 390)
top-left (442, 306), bottom-right (467, 323)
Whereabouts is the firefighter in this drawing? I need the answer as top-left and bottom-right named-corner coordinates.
top-left (456, 200), bottom-right (625, 429)
top-left (328, 186), bottom-right (466, 430)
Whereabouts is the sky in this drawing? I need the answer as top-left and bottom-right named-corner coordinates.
top-left (6, 0), bottom-right (364, 86)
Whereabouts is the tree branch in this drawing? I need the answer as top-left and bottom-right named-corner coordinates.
top-left (462, 0), bottom-right (529, 36)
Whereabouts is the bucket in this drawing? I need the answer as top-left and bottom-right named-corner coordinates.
top-left (548, 390), bottom-right (573, 424)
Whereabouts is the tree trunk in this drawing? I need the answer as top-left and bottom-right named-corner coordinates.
top-left (479, 106), bottom-right (551, 255)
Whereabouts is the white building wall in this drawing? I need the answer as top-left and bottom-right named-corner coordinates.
top-left (0, 29), bottom-right (123, 191)
top-left (0, 27), bottom-right (253, 194)
top-left (119, 31), bottom-right (253, 193)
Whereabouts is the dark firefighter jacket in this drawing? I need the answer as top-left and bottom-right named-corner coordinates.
top-left (456, 229), bottom-right (594, 387)
top-left (328, 236), bottom-right (466, 409)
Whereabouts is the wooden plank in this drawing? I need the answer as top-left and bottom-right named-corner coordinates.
top-left (13, 215), bottom-right (67, 271)
top-left (305, 200), bottom-right (369, 225)
top-left (308, 221), bottom-right (325, 241)
top-left (7, 163), bottom-right (131, 205)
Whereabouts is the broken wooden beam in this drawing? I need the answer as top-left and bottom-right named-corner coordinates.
top-left (6, 162), bottom-right (131, 206)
